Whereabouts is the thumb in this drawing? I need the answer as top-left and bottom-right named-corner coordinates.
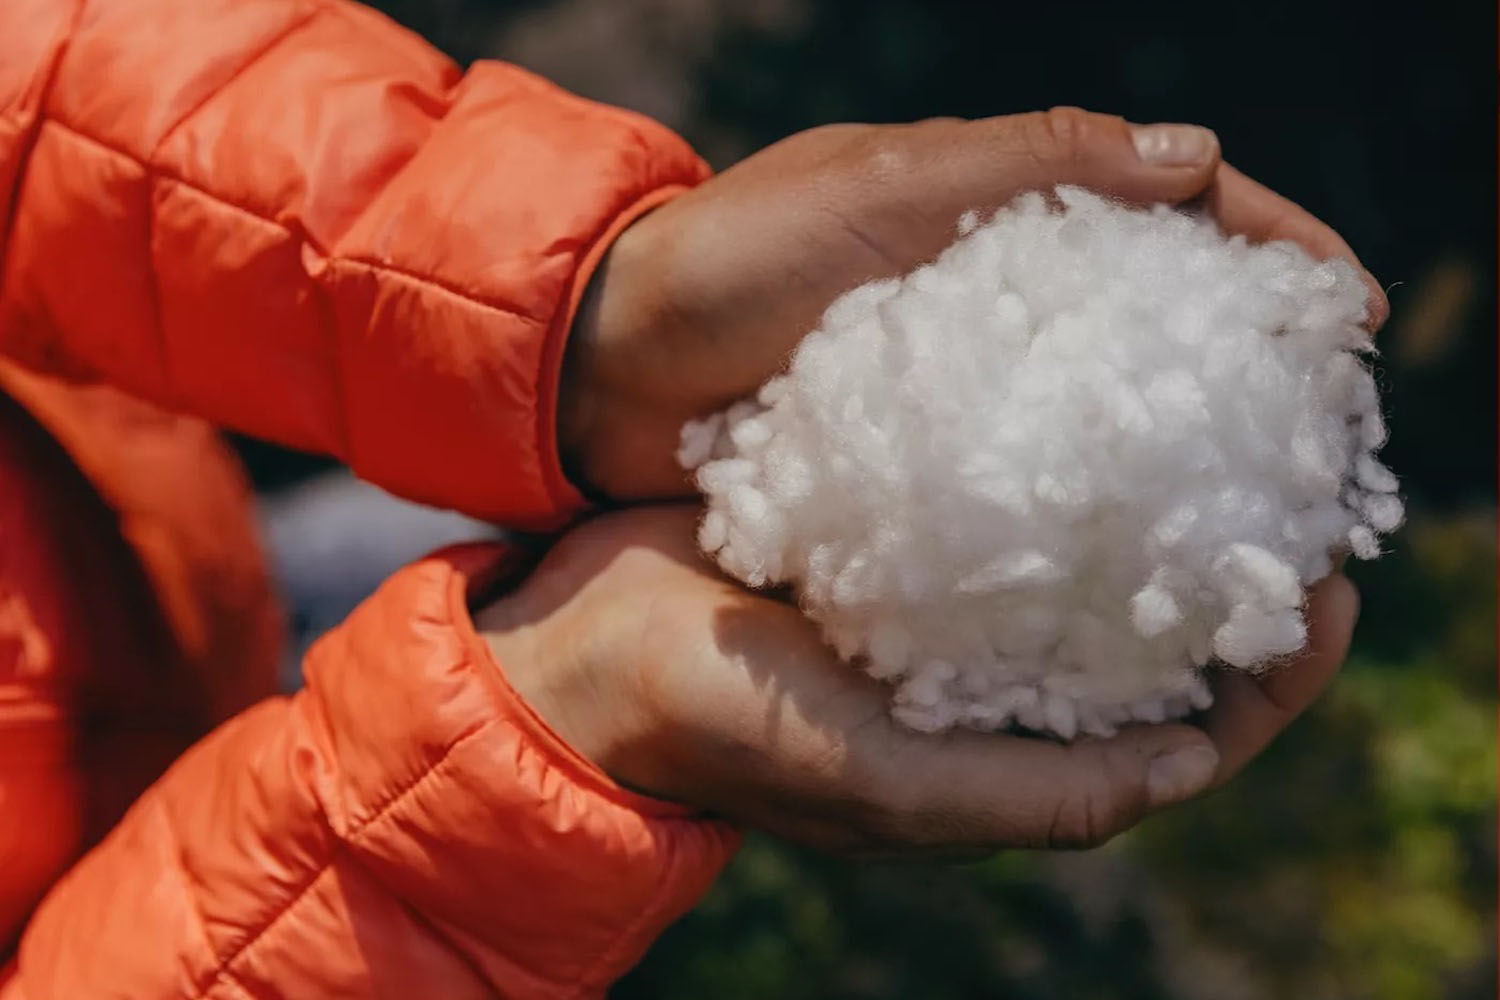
top-left (1020, 723), bottom-right (1222, 849)
top-left (863, 719), bottom-right (1221, 851)
top-left (963, 106), bottom-right (1222, 208)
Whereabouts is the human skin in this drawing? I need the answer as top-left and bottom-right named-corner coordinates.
top-left (558, 107), bottom-right (1387, 501)
top-left (498, 108), bottom-right (1377, 855)
top-left (479, 506), bottom-right (1359, 854)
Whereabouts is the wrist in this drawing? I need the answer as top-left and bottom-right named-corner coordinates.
top-left (557, 196), bottom-right (674, 502)
top-left (557, 245), bottom-right (614, 501)
top-left (474, 558), bottom-right (662, 794)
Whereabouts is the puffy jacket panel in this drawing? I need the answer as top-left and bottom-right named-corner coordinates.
top-left (8, 546), bottom-right (739, 1000)
top-left (0, 1), bottom-right (736, 993)
top-left (0, 0), bottom-right (712, 528)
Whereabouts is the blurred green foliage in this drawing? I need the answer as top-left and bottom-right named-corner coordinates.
top-left (613, 512), bottom-right (1495, 999)
top-left (349, 2), bottom-right (1499, 995)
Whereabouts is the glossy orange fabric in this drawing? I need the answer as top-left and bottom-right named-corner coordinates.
top-left (1, 0), bottom-right (711, 529)
top-left (0, 0), bottom-right (738, 995)
top-left (0, 362), bottom-right (283, 727)
top-left (6, 545), bottom-right (736, 999)
top-left (0, 364), bottom-right (284, 958)
top-left (0, 388), bottom-right (163, 953)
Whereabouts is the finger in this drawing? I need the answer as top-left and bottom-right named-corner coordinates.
top-left (677, 579), bottom-right (1224, 853)
top-left (1200, 573), bottom-right (1359, 784)
top-left (840, 109), bottom-right (1220, 270)
top-left (959, 107), bottom-right (1222, 208)
top-left (1203, 163), bottom-right (1389, 330)
top-left (849, 719), bottom-right (1220, 852)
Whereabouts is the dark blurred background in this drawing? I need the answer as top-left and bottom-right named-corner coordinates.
top-left (247, 2), bottom-right (1498, 997)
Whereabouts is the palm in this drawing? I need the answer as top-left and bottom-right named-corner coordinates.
top-left (565, 111), bottom-right (1383, 502)
top-left (482, 506), bottom-right (1358, 854)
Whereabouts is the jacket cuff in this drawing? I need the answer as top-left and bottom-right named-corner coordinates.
top-left (538, 181), bottom-right (700, 516)
top-left (312, 541), bottom-right (741, 995)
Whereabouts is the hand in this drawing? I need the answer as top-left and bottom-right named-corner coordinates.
top-left (559, 108), bottom-right (1388, 500)
top-left (477, 506), bottom-right (1359, 855)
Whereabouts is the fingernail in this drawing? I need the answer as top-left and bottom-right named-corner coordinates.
top-left (1130, 124), bottom-right (1218, 167)
top-left (1146, 745), bottom-right (1219, 807)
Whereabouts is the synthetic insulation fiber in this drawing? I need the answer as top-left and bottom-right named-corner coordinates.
top-left (679, 187), bottom-right (1400, 739)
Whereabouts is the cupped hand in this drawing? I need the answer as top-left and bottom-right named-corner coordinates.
top-left (477, 506), bottom-right (1359, 855)
top-left (560, 108), bottom-right (1387, 500)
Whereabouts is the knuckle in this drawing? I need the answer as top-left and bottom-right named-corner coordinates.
top-left (795, 122), bottom-right (873, 165)
top-left (1033, 105), bottom-right (1099, 162)
top-left (849, 128), bottom-right (918, 186)
top-left (865, 141), bottom-right (914, 185)
top-left (1046, 779), bottom-right (1122, 850)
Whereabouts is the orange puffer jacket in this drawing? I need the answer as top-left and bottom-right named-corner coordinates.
top-left (0, 0), bottom-right (739, 996)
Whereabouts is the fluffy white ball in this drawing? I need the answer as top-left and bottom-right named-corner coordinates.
top-left (679, 187), bottom-right (1400, 739)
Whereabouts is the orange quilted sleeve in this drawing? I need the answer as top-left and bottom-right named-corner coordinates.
top-left (4, 545), bottom-right (740, 1000)
top-left (0, 0), bottom-right (711, 528)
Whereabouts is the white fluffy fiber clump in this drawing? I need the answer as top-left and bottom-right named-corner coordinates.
top-left (680, 187), bottom-right (1401, 739)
